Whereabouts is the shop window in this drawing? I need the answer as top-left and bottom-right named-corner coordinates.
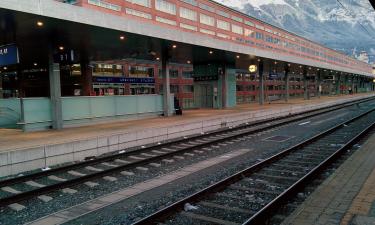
top-left (183, 85), bottom-right (194, 93)
top-left (183, 98), bottom-right (195, 108)
top-left (130, 84), bottom-right (155, 95)
top-left (182, 71), bottom-right (193, 79)
top-left (169, 69), bottom-right (179, 78)
top-left (93, 64), bottom-right (123, 76)
top-left (129, 66), bottom-right (154, 78)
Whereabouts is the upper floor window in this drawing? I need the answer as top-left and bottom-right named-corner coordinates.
top-left (231, 15), bottom-right (243, 23)
top-left (244, 20), bottom-right (254, 27)
top-left (200, 14), bottom-right (215, 26)
top-left (125, 0), bottom-right (151, 8)
top-left (155, 0), bottom-right (176, 15)
top-left (88, 0), bottom-right (121, 11)
top-left (217, 10), bottom-right (230, 18)
top-left (125, 8), bottom-right (152, 19)
top-left (232, 24), bottom-right (243, 35)
top-left (181, 0), bottom-right (197, 6)
top-left (199, 3), bottom-right (215, 13)
top-left (217, 19), bottom-right (230, 31)
top-left (180, 7), bottom-right (197, 21)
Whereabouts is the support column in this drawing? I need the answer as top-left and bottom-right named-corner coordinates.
top-left (317, 70), bottom-right (322, 98)
top-left (81, 62), bottom-right (93, 96)
top-left (161, 45), bottom-right (171, 116)
top-left (284, 64), bottom-right (289, 102)
top-left (49, 52), bottom-right (63, 130)
top-left (303, 67), bottom-right (309, 100)
top-left (258, 61), bottom-right (264, 105)
top-left (336, 74), bottom-right (341, 95)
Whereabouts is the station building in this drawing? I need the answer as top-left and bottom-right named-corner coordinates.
top-left (0, 0), bottom-right (374, 131)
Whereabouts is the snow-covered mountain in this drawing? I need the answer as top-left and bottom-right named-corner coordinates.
top-left (214, 0), bottom-right (375, 63)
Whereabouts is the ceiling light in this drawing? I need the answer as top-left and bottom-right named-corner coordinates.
top-left (187, 60), bottom-right (191, 64)
top-left (209, 50), bottom-right (213, 54)
top-left (120, 36), bottom-right (125, 40)
top-left (156, 57), bottom-right (160, 61)
top-left (37, 21), bottom-right (43, 27)
top-left (172, 45), bottom-right (177, 49)
top-left (236, 55), bottom-right (240, 59)
top-left (59, 46), bottom-right (64, 51)
top-left (33, 63), bottom-right (38, 66)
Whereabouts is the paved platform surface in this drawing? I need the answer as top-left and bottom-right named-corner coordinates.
top-left (0, 94), bottom-right (371, 153)
top-left (282, 132), bottom-right (375, 225)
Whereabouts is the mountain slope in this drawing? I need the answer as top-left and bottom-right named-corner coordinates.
top-left (214, 0), bottom-right (375, 63)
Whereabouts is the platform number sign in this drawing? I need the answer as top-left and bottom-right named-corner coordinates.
top-left (0, 44), bottom-right (19, 66)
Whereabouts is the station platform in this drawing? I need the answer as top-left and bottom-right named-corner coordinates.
top-left (282, 132), bottom-right (375, 225)
top-left (0, 93), bottom-right (373, 177)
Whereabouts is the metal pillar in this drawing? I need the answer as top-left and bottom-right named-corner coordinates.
top-left (161, 45), bottom-right (171, 116)
top-left (49, 52), bottom-right (63, 130)
top-left (258, 61), bottom-right (264, 105)
top-left (336, 74), bottom-right (341, 95)
top-left (317, 70), bottom-right (322, 98)
top-left (284, 64), bottom-right (289, 102)
top-left (81, 62), bottom-right (93, 96)
top-left (303, 67), bottom-right (309, 100)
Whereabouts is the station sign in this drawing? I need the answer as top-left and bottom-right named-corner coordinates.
top-left (54, 50), bottom-right (75, 63)
top-left (268, 73), bottom-right (280, 80)
top-left (193, 75), bottom-right (218, 82)
top-left (93, 76), bottom-right (155, 84)
top-left (0, 44), bottom-right (19, 66)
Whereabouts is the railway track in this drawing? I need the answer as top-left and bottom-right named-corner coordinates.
top-left (0, 97), bottom-right (373, 210)
top-left (131, 105), bottom-right (375, 225)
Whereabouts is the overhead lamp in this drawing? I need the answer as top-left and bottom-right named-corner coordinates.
top-left (3, 67), bottom-right (7, 70)
top-left (37, 21), bottom-right (44, 27)
top-left (172, 45), bottom-right (177, 49)
top-left (209, 50), bottom-right (213, 54)
top-left (288, 63), bottom-right (291, 67)
top-left (236, 55), bottom-right (240, 59)
top-left (257, 59), bottom-right (261, 62)
top-left (33, 63), bottom-right (38, 66)
top-left (156, 57), bottom-right (160, 61)
top-left (187, 60), bottom-right (191, 64)
top-left (120, 36), bottom-right (125, 40)
top-left (274, 61), bottom-right (277, 64)
top-left (59, 46), bottom-right (64, 51)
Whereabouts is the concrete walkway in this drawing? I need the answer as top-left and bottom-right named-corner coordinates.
top-left (282, 132), bottom-right (375, 225)
top-left (0, 94), bottom-right (371, 152)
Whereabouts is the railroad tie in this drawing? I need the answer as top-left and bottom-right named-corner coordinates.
top-left (136, 166), bottom-right (149, 171)
top-left (68, 170), bottom-right (86, 177)
top-left (184, 153), bottom-right (195, 157)
top-left (37, 195), bottom-right (53, 202)
top-left (173, 156), bottom-right (185, 160)
top-left (62, 188), bottom-right (78, 194)
top-left (8, 203), bottom-right (26, 212)
top-left (128, 155), bottom-right (146, 160)
top-left (120, 171), bottom-right (135, 176)
top-left (1, 186), bottom-right (21, 194)
top-left (152, 150), bottom-right (167, 154)
top-left (48, 175), bottom-right (67, 182)
top-left (149, 163), bottom-right (162, 168)
top-left (141, 153), bottom-right (157, 157)
top-left (85, 166), bottom-right (104, 172)
top-left (103, 176), bottom-right (118, 182)
top-left (162, 159), bottom-right (175, 163)
top-left (84, 181), bottom-right (99, 187)
top-left (25, 180), bottom-right (46, 188)
top-left (101, 162), bottom-right (118, 167)
top-left (194, 150), bottom-right (204, 154)
top-left (114, 159), bottom-right (131, 164)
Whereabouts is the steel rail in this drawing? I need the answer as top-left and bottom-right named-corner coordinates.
top-left (130, 107), bottom-right (375, 225)
top-left (0, 97), bottom-right (373, 208)
top-left (0, 96), bottom-right (372, 190)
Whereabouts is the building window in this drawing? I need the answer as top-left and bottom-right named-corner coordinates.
top-left (231, 15), bottom-right (243, 23)
top-left (129, 66), bottom-right (154, 77)
top-left (169, 69), bottom-right (179, 78)
top-left (256, 32), bottom-right (263, 40)
top-left (183, 85), bottom-right (194, 93)
top-left (180, 7), bottom-right (197, 21)
top-left (155, 0), bottom-right (176, 15)
top-left (217, 20), bottom-right (230, 31)
top-left (200, 14), bottom-right (215, 26)
top-left (88, 0), bottom-right (121, 11)
top-left (182, 71), bottom-right (193, 78)
top-left (244, 20), bottom-right (254, 26)
top-left (181, 0), bottom-right (197, 6)
top-left (125, 8), bottom-right (152, 19)
top-left (156, 16), bottom-right (177, 26)
top-left (200, 28), bottom-right (215, 35)
top-left (217, 33), bottom-right (230, 39)
top-left (125, 0), bottom-right (151, 8)
top-left (217, 10), bottom-right (230, 18)
top-left (93, 64), bottom-right (123, 76)
top-left (199, 3), bottom-right (215, 12)
top-left (232, 24), bottom-right (243, 35)
top-left (170, 85), bottom-right (179, 94)
top-left (180, 23), bottom-right (197, 31)
top-left (244, 28), bottom-right (254, 38)
top-left (255, 24), bottom-right (264, 30)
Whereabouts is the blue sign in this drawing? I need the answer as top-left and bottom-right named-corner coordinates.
top-left (269, 73), bottom-right (280, 80)
top-left (93, 76), bottom-right (155, 84)
top-left (0, 44), bottom-right (19, 66)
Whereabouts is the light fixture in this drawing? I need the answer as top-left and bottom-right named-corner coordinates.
top-left (257, 59), bottom-right (261, 62)
top-left (236, 55), bottom-right (240, 59)
top-left (59, 46), bottom-right (64, 51)
top-left (288, 63), bottom-right (291, 67)
top-left (309, 67), bottom-right (311, 70)
top-left (317, 68), bottom-right (320, 71)
top-left (299, 65), bottom-right (302, 68)
top-left (274, 61), bottom-right (277, 64)
top-left (33, 63), bottom-right (38, 66)
top-left (120, 36), bottom-right (125, 40)
top-left (187, 60), bottom-right (191, 64)
top-left (172, 45), bottom-right (177, 49)
top-left (156, 57), bottom-right (160, 61)
top-left (209, 50), bottom-right (213, 54)
top-left (37, 21), bottom-right (44, 27)
top-left (3, 67), bottom-right (7, 70)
